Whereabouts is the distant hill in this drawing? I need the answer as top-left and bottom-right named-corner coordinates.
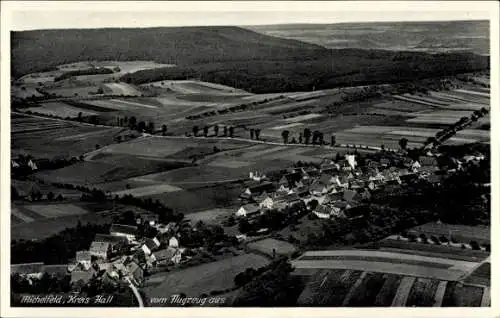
top-left (247, 20), bottom-right (490, 55)
top-left (11, 26), bottom-right (328, 78)
top-left (11, 25), bottom-right (490, 93)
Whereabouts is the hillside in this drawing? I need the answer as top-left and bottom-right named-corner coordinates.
top-left (247, 20), bottom-right (490, 55)
top-left (11, 26), bottom-right (328, 78)
top-left (11, 25), bottom-right (489, 93)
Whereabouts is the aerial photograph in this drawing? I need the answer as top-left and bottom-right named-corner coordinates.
top-left (7, 4), bottom-right (492, 309)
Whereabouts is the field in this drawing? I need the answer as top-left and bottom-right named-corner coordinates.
top-left (184, 208), bottom-right (234, 225)
top-left (24, 102), bottom-right (97, 117)
top-left (409, 222), bottom-right (490, 244)
top-left (11, 114), bottom-right (125, 158)
top-left (370, 239), bottom-right (490, 263)
top-left (103, 83), bottom-right (143, 96)
top-left (441, 282), bottom-right (485, 307)
top-left (292, 250), bottom-right (479, 281)
top-left (144, 253), bottom-right (270, 304)
top-left (463, 262), bottom-right (490, 286)
top-left (246, 238), bottom-right (297, 257)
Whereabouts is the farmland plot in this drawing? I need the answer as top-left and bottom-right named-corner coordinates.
top-left (24, 102), bottom-right (97, 117)
top-left (441, 282), bottom-right (484, 307)
top-left (344, 272), bottom-right (387, 306)
top-left (247, 238), bottom-right (297, 257)
top-left (373, 274), bottom-right (403, 306)
top-left (23, 204), bottom-right (89, 218)
top-left (44, 86), bottom-right (102, 97)
top-left (103, 82), bottom-right (143, 96)
top-left (405, 278), bottom-right (440, 307)
top-left (144, 253), bottom-right (270, 303)
top-left (410, 222), bottom-right (490, 244)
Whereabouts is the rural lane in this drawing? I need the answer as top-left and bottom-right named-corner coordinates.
top-left (125, 277), bottom-right (145, 307)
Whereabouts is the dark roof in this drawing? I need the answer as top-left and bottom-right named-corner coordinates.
top-left (89, 241), bottom-right (111, 254)
top-left (145, 238), bottom-right (159, 250)
top-left (326, 192), bottom-right (344, 202)
top-left (283, 172), bottom-right (302, 187)
top-left (343, 190), bottom-right (359, 202)
top-left (76, 251), bottom-right (91, 261)
top-left (240, 204), bottom-right (260, 214)
top-left (153, 247), bottom-right (176, 260)
top-left (71, 270), bottom-right (93, 284)
top-left (110, 224), bottom-right (138, 235)
top-left (94, 233), bottom-right (128, 244)
top-left (11, 262), bottom-right (44, 275)
top-left (248, 181), bottom-right (275, 194)
top-left (418, 156), bottom-right (438, 166)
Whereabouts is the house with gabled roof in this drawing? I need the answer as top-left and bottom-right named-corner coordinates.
top-left (89, 241), bottom-right (111, 260)
top-left (240, 181), bottom-right (275, 200)
top-left (110, 224), bottom-right (138, 243)
top-left (151, 246), bottom-right (177, 265)
top-left (258, 195), bottom-right (274, 210)
top-left (236, 203), bottom-right (260, 217)
top-left (76, 250), bottom-right (92, 270)
top-left (343, 189), bottom-right (362, 203)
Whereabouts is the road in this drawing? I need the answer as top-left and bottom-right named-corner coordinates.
top-left (125, 277), bottom-right (145, 307)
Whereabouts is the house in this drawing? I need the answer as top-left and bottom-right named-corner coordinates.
top-left (152, 247), bottom-right (177, 265)
top-left (169, 236), bottom-right (179, 248)
top-left (280, 172), bottom-right (302, 188)
top-left (235, 204), bottom-right (260, 217)
top-left (418, 156), bottom-right (438, 167)
top-left (360, 188), bottom-right (372, 201)
top-left (332, 201), bottom-right (352, 211)
top-left (349, 180), bottom-right (365, 190)
top-left (137, 213), bottom-right (159, 226)
top-left (171, 248), bottom-right (183, 264)
top-left (125, 261), bottom-right (144, 284)
top-left (366, 180), bottom-right (377, 191)
top-left (310, 183), bottom-right (329, 196)
top-left (258, 195), bottom-right (274, 210)
top-left (323, 192), bottom-right (344, 204)
top-left (156, 222), bottom-right (178, 234)
top-left (313, 205), bottom-right (332, 219)
top-left (240, 181), bottom-right (275, 200)
top-left (276, 183), bottom-right (290, 193)
top-left (343, 190), bottom-right (360, 203)
top-left (410, 160), bottom-right (421, 172)
top-left (380, 158), bottom-right (391, 167)
top-left (141, 237), bottom-right (161, 255)
top-left (427, 173), bottom-right (444, 185)
top-left (11, 262), bottom-right (44, 279)
top-left (89, 241), bottom-right (111, 260)
top-left (110, 224), bottom-right (138, 242)
top-left (75, 250), bottom-right (92, 270)
top-left (70, 269), bottom-right (96, 291)
top-left (291, 186), bottom-right (310, 198)
top-left (400, 173), bottom-right (418, 185)
top-left (249, 171), bottom-right (267, 182)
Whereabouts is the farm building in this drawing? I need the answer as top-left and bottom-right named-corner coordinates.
top-left (240, 181), bottom-right (275, 200)
top-left (279, 172), bottom-right (302, 188)
top-left (75, 250), bottom-right (92, 269)
top-left (93, 233), bottom-right (128, 252)
top-left (89, 241), bottom-right (111, 260)
top-left (168, 236), bottom-right (179, 248)
top-left (151, 247), bottom-right (177, 265)
top-left (236, 204), bottom-right (261, 217)
top-left (110, 224), bottom-right (138, 242)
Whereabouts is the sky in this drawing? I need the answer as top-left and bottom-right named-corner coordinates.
top-left (4, 1), bottom-right (493, 31)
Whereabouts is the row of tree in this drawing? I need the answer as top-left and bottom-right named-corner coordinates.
top-left (192, 125), bottom-right (234, 138)
top-left (281, 128), bottom-right (335, 146)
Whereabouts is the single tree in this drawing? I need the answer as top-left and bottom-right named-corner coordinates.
top-left (203, 126), bottom-right (209, 137)
top-left (162, 124), bottom-right (167, 136)
top-left (229, 126), bottom-right (234, 138)
top-left (223, 126), bottom-right (228, 137)
top-left (250, 129), bottom-right (255, 140)
top-left (303, 128), bottom-right (312, 145)
top-left (137, 121), bottom-right (146, 132)
top-left (77, 112), bottom-right (82, 121)
top-left (299, 133), bottom-right (303, 144)
top-left (147, 122), bottom-right (155, 134)
top-left (193, 126), bottom-right (199, 137)
top-left (331, 135), bottom-right (336, 146)
top-left (214, 125), bottom-right (219, 136)
top-left (281, 130), bottom-right (290, 144)
top-left (399, 138), bottom-right (408, 150)
top-left (254, 129), bottom-right (261, 140)
top-left (128, 116), bottom-right (137, 129)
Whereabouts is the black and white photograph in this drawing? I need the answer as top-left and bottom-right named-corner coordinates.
top-left (1, 1), bottom-right (498, 315)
